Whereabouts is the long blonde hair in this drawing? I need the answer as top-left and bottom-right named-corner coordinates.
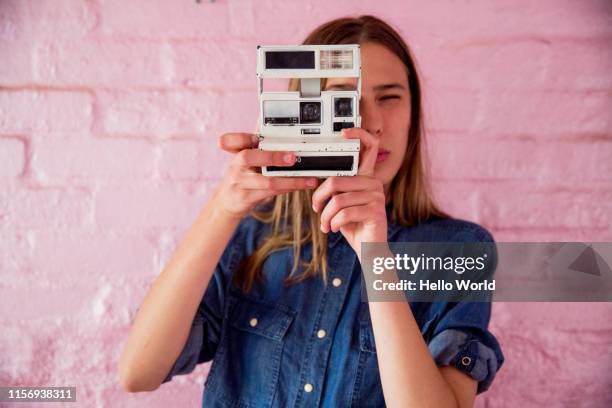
top-left (234, 15), bottom-right (449, 293)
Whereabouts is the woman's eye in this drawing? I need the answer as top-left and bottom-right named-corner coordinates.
top-left (379, 95), bottom-right (400, 102)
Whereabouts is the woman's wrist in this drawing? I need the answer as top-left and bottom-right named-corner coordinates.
top-left (206, 187), bottom-right (248, 224)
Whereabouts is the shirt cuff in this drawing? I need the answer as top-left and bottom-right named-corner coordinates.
top-left (161, 318), bottom-right (205, 384)
top-left (428, 328), bottom-right (501, 394)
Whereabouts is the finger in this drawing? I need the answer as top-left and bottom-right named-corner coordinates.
top-left (239, 173), bottom-right (319, 191)
top-left (218, 132), bottom-right (259, 153)
top-left (241, 179), bottom-right (320, 205)
top-left (329, 203), bottom-right (380, 233)
top-left (319, 191), bottom-right (384, 233)
top-left (233, 149), bottom-right (297, 168)
top-left (340, 127), bottom-right (379, 176)
top-left (311, 176), bottom-right (379, 213)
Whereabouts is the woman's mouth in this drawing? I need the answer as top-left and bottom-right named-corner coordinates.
top-left (376, 149), bottom-right (390, 163)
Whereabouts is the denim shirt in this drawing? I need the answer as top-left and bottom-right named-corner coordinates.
top-left (162, 208), bottom-right (505, 407)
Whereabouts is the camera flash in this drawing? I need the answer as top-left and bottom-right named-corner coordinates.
top-left (320, 50), bottom-right (353, 69)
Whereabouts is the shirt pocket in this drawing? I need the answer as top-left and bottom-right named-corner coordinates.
top-left (204, 292), bottom-right (296, 408)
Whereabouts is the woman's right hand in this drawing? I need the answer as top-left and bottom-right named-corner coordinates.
top-left (211, 132), bottom-right (318, 220)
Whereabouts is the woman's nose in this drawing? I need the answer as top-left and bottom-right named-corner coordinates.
top-left (360, 101), bottom-right (383, 137)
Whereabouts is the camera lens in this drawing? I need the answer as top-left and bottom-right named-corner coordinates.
top-left (334, 97), bottom-right (353, 117)
top-left (300, 102), bottom-right (321, 124)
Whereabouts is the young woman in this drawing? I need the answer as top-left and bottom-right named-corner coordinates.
top-left (119, 15), bottom-right (504, 408)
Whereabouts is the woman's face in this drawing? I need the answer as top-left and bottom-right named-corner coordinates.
top-left (324, 42), bottom-right (411, 187)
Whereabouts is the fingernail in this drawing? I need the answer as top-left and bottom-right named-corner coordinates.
top-left (251, 134), bottom-right (259, 145)
top-left (283, 153), bottom-right (294, 163)
top-left (312, 204), bottom-right (317, 213)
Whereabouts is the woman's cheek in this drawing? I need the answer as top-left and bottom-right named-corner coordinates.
top-left (374, 158), bottom-right (398, 185)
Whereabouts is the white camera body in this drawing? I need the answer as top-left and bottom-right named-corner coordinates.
top-left (256, 44), bottom-right (362, 177)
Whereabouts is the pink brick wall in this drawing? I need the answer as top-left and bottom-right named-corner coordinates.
top-left (1, 0), bottom-right (611, 406)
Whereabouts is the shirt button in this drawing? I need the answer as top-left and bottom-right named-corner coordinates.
top-left (317, 329), bottom-right (326, 339)
top-left (249, 317), bottom-right (258, 327)
top-left (304, 383), bottom-right (313, 393)
top-left (332, 278), bottom-right (342, 287)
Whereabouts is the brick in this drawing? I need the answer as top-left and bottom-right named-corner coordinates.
top-left (547, 39), bottom-right (612, 91)
top-left (0, 0), bottom-right (95, 84)
top-left (428, 136), bottom-right (612, 185)
top-left (472, 89), bottom-right (612, 135)
top-left (98, 0), bottom-right (230, 39)
top-left (419, 40), bottom-right (552, 91)
top-left (0, 0), bottom-right (21, 41)
top-left (41, 329), bottom-right (107, 388)
top-left (491, 227), bottom-right (612, 242)
top-left (433, 180), bottom-right (612, 229)
top-left (485, 303), bottom-right (612, 406)
top-left (389, 0), bottom-right (612, 40)
top-left (493, 303), bottom-right (612, 332)
top-left (34, 39), bottom-right (173, 88)
top-left (423, 88), bottom-right (481, 132)
top-left (430, 180), bottom-right (484, 225)
top-left (0, 38), bottom-right (33, 84)
top-left (0, 284), bottom-right (98, 321)
top-left (228, 0), bottom-right (255, 38)
top-left (0, 2), bottom-right (34, 83)
top-left (202, 147), bottom-right (231, 184)
top-left (505, 186), bottom-right (612, 229)
top-left (0, 91), bottom-right (93, 133)
top-left (2, 0), bottom-right (98, 41)
top-left (170, 40), bottom-right (254, 89)
top-left (94, 185), bottom-right (209, 230)
top-left (0, 325), bottom-right (36, 379)
top-left (30, 135), bottom-right (156, 184)
top-left (0, 225), bottom-right (34, 276)
top-left (28, 230), bottom-right (157, 288)
top-left (101, 377), bottom-right (208, 406)
top-left (158, 140), bottom-right (206, 181)
top-left (421, 37), bottom-right (612, 92)
top-left (97, 90), bottom-right (219, 136)
top-left (3, 186), bottom-right (93, 229)
top-left (0, 137), bottom-right (26, 179)
top-left (217, 89), bottom-right (260, 133)
top-left (251, 0), bottom-right (343, 43)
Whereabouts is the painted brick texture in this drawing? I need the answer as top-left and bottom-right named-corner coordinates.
top-left (1, 0), bottom-right (611, 406)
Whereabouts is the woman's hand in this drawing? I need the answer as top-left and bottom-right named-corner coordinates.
top-left (311, 127), bottom-right (388, 260)
top-left (212, 132), bottom-right (318, 220)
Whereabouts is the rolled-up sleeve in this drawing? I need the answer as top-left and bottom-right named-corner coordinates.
top-left (424, 222), bottom-right (504, 394)
top-left (161, 222), bottom-right (245, 384)
top-left (427, 302), bottom-right (504, 394)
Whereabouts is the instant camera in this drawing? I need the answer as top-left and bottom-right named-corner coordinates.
top-left (256, 44), bottom-right (362, 177)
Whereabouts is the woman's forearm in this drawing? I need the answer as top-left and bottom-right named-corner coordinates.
top-left (118, 192), bottom-right (241, 392)
top-left (361, 248), bottom-right (460, 408)
top-left (368, 300), bottom-right (459, 408)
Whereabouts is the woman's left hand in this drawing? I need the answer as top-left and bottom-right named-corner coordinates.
top-left (311, 127), bottom-right (388, 260)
